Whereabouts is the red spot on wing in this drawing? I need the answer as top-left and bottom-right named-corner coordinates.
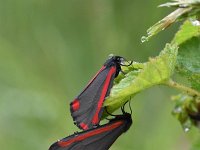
top-left (79, 123), bottom-right (89, 130)
top-left (92, 66), bottom-right (116, 125)
top-left (71, 99), bottom-right (80, 111)
top-left (71, 66), bottom-right (107, 129)
top-left (58, 121), bottom-right (123, 147)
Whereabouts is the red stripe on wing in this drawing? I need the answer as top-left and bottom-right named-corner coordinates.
top-left (71, 99), bottom-right (80, 111)
top-left (79, 123), bottom-right (89, 130)
top-left (92, 66), bottom-right (116, 125)
top-left (58, 121), bottom-right (123, 147)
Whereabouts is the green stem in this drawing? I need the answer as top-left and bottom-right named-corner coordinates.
top-left (164, 79), bottom-right (200, 97)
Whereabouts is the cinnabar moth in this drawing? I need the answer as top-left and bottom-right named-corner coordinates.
top-left (49, 113), bottom-right (132, 150)
top-left (70, 55), bottom-right (132, 130)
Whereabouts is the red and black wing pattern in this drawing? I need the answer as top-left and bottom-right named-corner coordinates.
top-left (49, 113), bottom-right (132, 150)
top-left (70, 56), bottom-right (123, 130)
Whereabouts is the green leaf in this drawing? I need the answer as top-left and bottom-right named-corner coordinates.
top-left (114, 62), bottom-right (144, 84)
top-left (172, 20), bottom-right (200, 45)
top-left (104, 44), bottom-right (178, 113)
top-left (173, 21), bottom-right (200, 91)
top-left (176, 37), bottom-right (200, 91)
top-left (191, 136), bottom-right (200, 150)
top-left (172, 93), bottom-right (200, 131)
top-left (142, 0), bottom-right (200, 42)
top-left (141, 8), bottom-right (192, 42)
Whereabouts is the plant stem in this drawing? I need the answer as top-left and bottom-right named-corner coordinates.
top-left (164, 79), bottom-right (200, 97)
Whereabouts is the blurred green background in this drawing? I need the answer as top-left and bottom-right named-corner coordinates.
top-left (0, 0), bottom-right (193, 150)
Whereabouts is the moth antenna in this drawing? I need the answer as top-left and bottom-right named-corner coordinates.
top-left (121, 101), bottom-right (128, 114)
top-left (128, 100), bottom-right (132, 115)
top-left (120, 57), bottom-right (133, 67)
top-left (128, 60), bottom-right (133, 66)
top-left (105, 107), bottom-right (116, 117)
top-left (121, 97), bottom-right (132, 114)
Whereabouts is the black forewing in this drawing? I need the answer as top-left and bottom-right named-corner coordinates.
top-left (49, 114), bottom-right (132, 150)
top-left (70, 65), bottom-right (116, 129)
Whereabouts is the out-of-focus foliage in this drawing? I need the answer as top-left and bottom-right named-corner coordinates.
top-left (138, 0), bottom-right (200, 136)
top-left (106, 0), bottom-right (199, 149)
top-left (140, 0), bottom-right (200, 147)
top-left (142, 0), bottom-right (200, 42)
top-left (169, 19), bottom-right (200, 135)
top-left (173, 21), bottom-right (200, 91)
top-left (191, 136), bottom-right (200, 150)
top-left (172, 93), bottom-right (200, 131)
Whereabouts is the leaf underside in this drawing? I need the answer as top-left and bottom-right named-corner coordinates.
top-left (103, 44), bottom-right (178, 114)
